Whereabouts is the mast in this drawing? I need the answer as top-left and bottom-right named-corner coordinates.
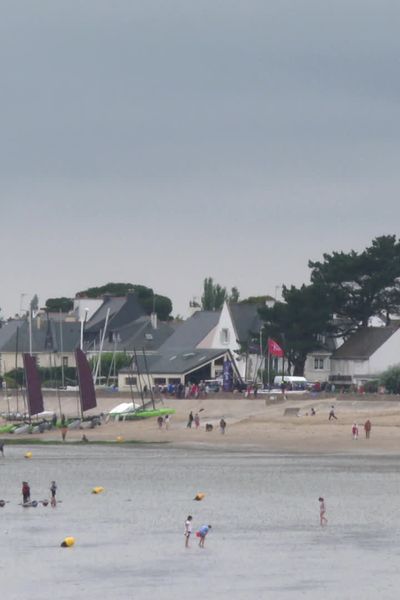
top-left (133, 347), bottom-right (145, 409)
top-left (142, 347), bottom-right (155, 410)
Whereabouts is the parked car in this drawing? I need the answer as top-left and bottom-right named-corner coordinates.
top-left (204, 380), bottom-right (220, 393)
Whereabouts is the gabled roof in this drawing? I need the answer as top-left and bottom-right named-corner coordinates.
top-left (120, 348), bottom-right (233, 375)
top-left (160, 310), bottom-right (220, 350)
top-left (228, 303), bottom-right (263, 343)
top-left (85, 293), bottom-right (146, 333)
top-left (332, 322), bottom-right (400, 360)
top-left (101, 316), bottom-right (175, 352)
top-left (0, 319), bottom-right (81, 354)
top-left (0, 319), bottom-right (24, 349)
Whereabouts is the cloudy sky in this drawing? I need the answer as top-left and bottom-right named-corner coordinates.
top-left (1, 0), bottom-right (399, 318)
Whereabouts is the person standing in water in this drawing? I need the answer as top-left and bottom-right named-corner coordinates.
top-left (198, 524), bottom-right (212, 547)
top-left (50, 481), bottom-right (57, 507)
top-left (319, 497), bottom-right (327, 526)
top-left (22, 481), bottom-right (31, 504)
top-left (184, 515), bottom-right (193, 548)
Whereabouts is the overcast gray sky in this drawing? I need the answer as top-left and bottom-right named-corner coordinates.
top-left (1, 0), bottom-right (399, 318)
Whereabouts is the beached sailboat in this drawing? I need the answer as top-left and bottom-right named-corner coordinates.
top-left (75, 348), bottom-right (97, 420)
top-left (22, 353), bottom-right (44, 418)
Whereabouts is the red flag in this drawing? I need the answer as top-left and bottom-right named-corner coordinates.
top-left (268, 338), bottom-right (284, 357)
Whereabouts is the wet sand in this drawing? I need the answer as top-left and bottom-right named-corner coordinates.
top-left (3, 393), bottom-right (400, 454)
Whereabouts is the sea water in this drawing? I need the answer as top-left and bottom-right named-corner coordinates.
top-left (1, 445), bottom-right (400, 600)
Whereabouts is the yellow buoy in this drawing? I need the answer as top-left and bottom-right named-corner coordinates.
top-left (61, 537), bottom-right (75, 547)
top-left (92, 486), bottom-right (105, 494)
top-left (116, 436), bottom-right (124, 443)
top-left (24, 451), bottom-right (33, 459)
top-left (194, 492), bottom-right (205, 501)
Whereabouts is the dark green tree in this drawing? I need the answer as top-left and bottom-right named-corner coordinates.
top-left (201, 277), bottom-right (227, 311)
top-left (240, 295), bottom-right (274, 305)
top-left (45, 297), bottom-right (74, 313)
top-left (258, 284), bottom-right (334, 375)
top-left (380, 365), bottom-right (400, 394)
top-left (76, 283), bottom-right (173, 321)
top-left (229, 287), bottom-right (240, 303)
top-left (309, 235), bottom-right (400, 332)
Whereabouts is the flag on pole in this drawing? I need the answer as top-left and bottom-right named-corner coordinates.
top-left (267, 338), bottom-right (284, 357)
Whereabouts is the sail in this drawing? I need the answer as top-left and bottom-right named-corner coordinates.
top-left (23, 353), bottom-right (44, 416)
top-left (75, 348), bottom-right (97, 412)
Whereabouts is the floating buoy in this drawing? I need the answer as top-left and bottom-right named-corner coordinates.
top-left (24, 451), bottom-right (33, 459)
top-left (61, 537), bottom-right (75, 547)
top-left (92, 486), bottom-right (105, 494)
top-left (194, 492), bottom-right (205, 501)
top-left (116, 436), bottom-right (124, 442)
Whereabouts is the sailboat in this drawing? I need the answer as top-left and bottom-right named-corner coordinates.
top-left (74, 348), bottom-right (98, 423)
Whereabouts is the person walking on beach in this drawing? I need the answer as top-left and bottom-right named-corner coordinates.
top-left (22, 481), bottom-right (31, 504)
top-left (164, 414), bottom-right (170, 430)
top-left (364, 419), bottom-right (371, 439)
top-left (352, 423), bottom-right (358, 440)
top-left (0, 442), bottom-right (4, 457)
top-left (184, 515), bottom-right (193, 548)
top-left (157, 415), bottom-right (163, 430)
top-left (329, 406), bottom-right (337, 420)
top-left (219, 418), bottom-right (226, 434)
top-left (187, 411), bottom-right (194, 428)
top-left (50, 481), bottom-right (57, 507)
top-left (319, 497), bottom-right (327, 526)
top-left (198, 524), bottom-right (211, 548)
top-left (194, 413), bottom-right (200, 429)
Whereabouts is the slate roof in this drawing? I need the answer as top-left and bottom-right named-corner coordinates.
top-left (0, 319), bottom-right (81, 353)
top-left (332, 322), bottom-right (400, 360)
top-left (120, 348), bottom-right (233, 375)
top-left (85, 293), bottom-right (145, 333)
top-left (0, 319), bottom-right (24, 349)
top-left (228, 303), bottom-right (263, 342)
top-left (101, 316), bottom-right (175, 352)
top-left (160, 310), bottom-right (220, 350)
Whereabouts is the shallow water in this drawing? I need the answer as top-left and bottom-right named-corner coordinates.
top-left (1, 445), bottom-right (400, 599)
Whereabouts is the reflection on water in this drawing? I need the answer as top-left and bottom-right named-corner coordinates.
top-left (1, 446), bottom-right (400, 599)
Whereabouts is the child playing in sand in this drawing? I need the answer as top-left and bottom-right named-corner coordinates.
top-left (319, 497), bottom-right (327, 526)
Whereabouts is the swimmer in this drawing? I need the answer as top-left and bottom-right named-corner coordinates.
top-left (319, 497), bottom-right (327, 526)
top-left (184, 515), bottom-right (193, 548)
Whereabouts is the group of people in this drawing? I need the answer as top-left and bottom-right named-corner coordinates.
top-left (186, 411), bottom-right (201, 429)
top-left (186, 412), bottom-right (227, 433)
top-left (184, 516), bottom-right (212, 548)
top-left (21, 480), bottom-right (57, 507)
top-left (352, 420), bottom-right (372, 440)
top-left (157, 414), bottom-right (171, 430)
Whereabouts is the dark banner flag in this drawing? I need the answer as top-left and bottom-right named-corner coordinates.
top-left (23, 353), bottom-right (44, 416)
top-left (222, 359), bottom-right (233, 392)
top-left (75, 348), bottom-right (97, 412)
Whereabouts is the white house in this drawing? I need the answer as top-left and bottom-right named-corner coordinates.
top-left (329, 322), bottom-right (400, 387)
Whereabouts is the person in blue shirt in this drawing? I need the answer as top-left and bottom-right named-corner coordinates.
top-left (198, 524), bottom-right (212, 548)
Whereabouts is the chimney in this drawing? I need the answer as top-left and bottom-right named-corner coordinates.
top-left (150, 312), bottom-right (157, 330)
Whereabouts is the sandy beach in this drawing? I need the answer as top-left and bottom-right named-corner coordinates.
top-left (3, 392), bottom-right (400, 454)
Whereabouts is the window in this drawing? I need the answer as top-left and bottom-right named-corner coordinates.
top-left (125, 376), bottom-right (137, 385)
top-left (154, 378), bottom-right (166, 385)
top-left (314, 358), bottom-right (324, 370)
top-left (220, 328), bottom-right (230, 344)
top-left (62, 356), bottom-right (68, 368)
